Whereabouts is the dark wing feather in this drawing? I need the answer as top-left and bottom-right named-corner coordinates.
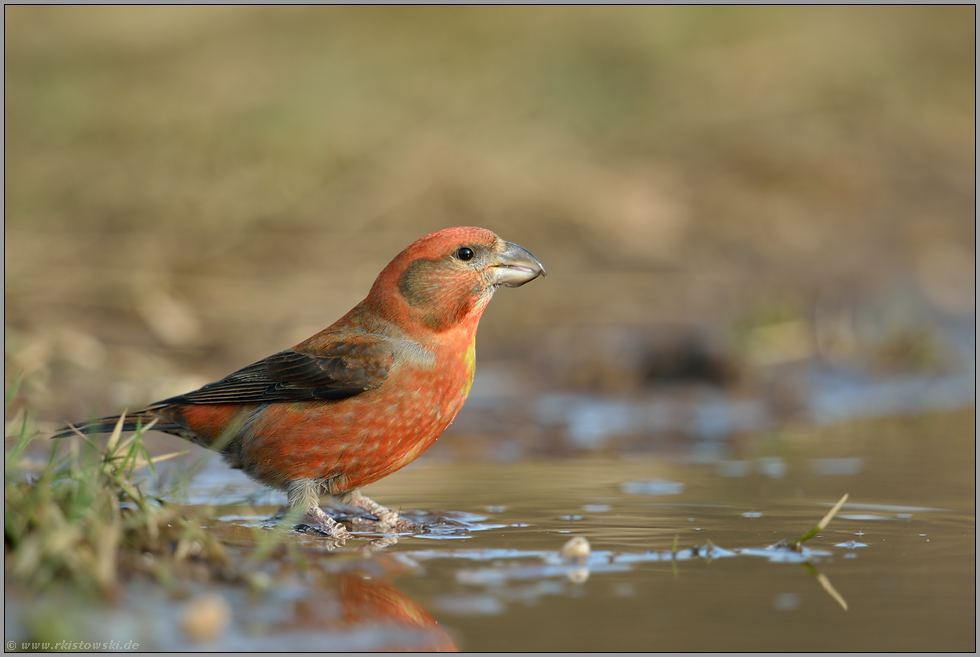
top-left (157, 338), bottom-right (394, 406)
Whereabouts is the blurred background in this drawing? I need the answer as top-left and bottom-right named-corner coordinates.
top-left (4, 6), bottom-right (975, 459)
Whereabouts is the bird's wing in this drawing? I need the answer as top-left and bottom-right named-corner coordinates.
top-left (159, 337), bottom-right (394, 405)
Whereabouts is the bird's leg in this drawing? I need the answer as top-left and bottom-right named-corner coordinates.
top-left (283, 478), bottom-right (350, 540)
top-left (344, 490), bottom-right (423, 533)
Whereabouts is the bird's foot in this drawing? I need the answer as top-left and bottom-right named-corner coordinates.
top-left (281, 505), bottom-right (351, 540)
top-left (347, 491), bottom-right (424, 534)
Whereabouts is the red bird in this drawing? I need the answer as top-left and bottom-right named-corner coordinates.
top-left (57, 227), bottom-right (545, 539)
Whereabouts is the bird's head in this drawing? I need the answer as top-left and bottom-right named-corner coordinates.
top-left (367, 226), bottom-right (546, 333)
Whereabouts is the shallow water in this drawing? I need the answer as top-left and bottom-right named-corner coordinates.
top-left (7, 409), bottom-right (973, 651)
top-left (334, 412), bottom-right (976, 652)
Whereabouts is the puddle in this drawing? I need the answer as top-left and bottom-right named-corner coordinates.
top-left (6, 409), bottom-right (973, 651)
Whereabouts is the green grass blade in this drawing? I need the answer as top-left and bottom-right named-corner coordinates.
top-left (794, 493), bottom-right (849, 545)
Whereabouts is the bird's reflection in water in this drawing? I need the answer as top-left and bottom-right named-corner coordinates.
top-left (277, 570), bottom-right (458, 652)
top-left (339, 574), bottom-right (457, 651)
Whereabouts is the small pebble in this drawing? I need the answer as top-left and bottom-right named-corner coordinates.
top-left (560, 536), bottom-right (591, 561)
top-left (182, 594), bottom-right (231, 642)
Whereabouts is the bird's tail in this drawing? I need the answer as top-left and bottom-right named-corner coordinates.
top-left (51, 410), bottom-right (177, 440)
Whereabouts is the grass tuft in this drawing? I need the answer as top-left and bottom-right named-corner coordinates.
top-left (4, 388), bottom-right (231, 597)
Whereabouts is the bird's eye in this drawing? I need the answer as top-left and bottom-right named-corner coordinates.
top-left (456, 247), bottom-right (475, 261)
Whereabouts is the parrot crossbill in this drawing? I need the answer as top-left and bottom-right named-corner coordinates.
top-left (55, 226), bottom-right (545, 539)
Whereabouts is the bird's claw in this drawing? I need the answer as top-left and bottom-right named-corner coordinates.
top-left (294, 506), bottom-right (351, 540)
top-left (346, 491), bottom-right (424, 534)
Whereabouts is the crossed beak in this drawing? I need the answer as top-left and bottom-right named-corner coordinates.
top-left (490, 240), bottom-right (547, 288)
